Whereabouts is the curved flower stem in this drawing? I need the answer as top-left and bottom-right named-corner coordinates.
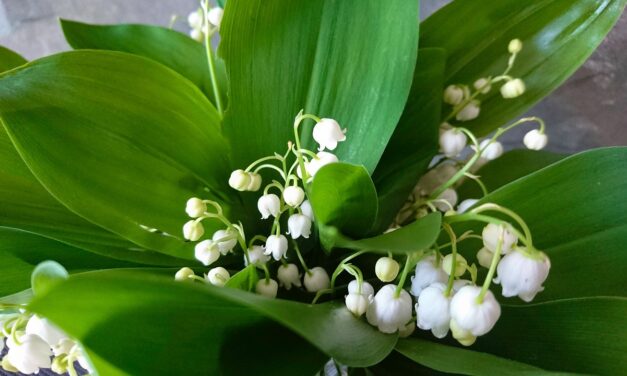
top-left (441, 223), bottom-right (458, 297)
top-left (291, 239), bottom-right (310, 274)
top-left (293, 112), bottom-right (322, 182)
top-left (471, 203), bottom-right (534, 248)
top-left (394, 255), bottom-right (413, 298)
top-left (202, 0), bottom-right (223, 117)
top-left (311, 250), bottom-right (368, 304)
top-left (253, 163), bottom-right (286, 180)
top-left (245, 155), bottom-right (283, 172)
top-left (444, 213), bottom-right (529, 248)
top-left (477, 229), bottom-right (504, 303)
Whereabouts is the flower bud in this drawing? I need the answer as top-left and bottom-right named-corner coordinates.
top-left (434, 188), bottom-right (458, 212)
top-left (187, 10), bottom-right (203, 29)
top-left (283, 186), bottom-right (305, 207)
top-left (287, 214), bottom-right (312, 239)
top-left (473, 78), bottom-right (491, 94)
top-left (175, 267), bottom-right (195, 281)
top-left (398, 321), bottom-right (416, 338)
top-left (366, 284), bottom-right (413, 334)
top-left (443, 85), bottom-right (465, 105)
top-left (212, 229), bottom-right (238, 255)
top-left (495, 248), bottom-right (551, 302)
top-left (476, 247), bottom-right (494, 268)
top-left (207, 267), bottom-right (230, 286)
top-left (475, 139), bottom-right (504, 160)
top-left (523, 129), bottom-right (548, 150)
top-left (508, 39), bottom-right (523, 54)
top-left (450, 285), bottom-right (501, 336)
top-left (189, 29), bottom-right (203, 42)
top-left (265, 234), bottom-right (288, 260)
top-left (183, 220), bottom-right (204, 241)
top-left (1, 356), bottom-right (18, 373)
top-left (303, 267), bottom-right (330, 292)
top-left (442, 253), bottom-right (467, 277)
top-left (256, 279), bottom-right (278, 298)
top-left (246, 172), bottom-right (262, 191)
top-left (245, 245), bottom-right (270, 268)
top-left (300, 199), bottom-right (314, 220)
top-left (207, 7), bottom-right (224, 27)
top-left (6, 334), bottom-right (52, 374)
top-left (449, 318), bottom-right (477, 346)
top-left (313, 118), bottom-right (346, 151)
top-left (194, 239), bottom-right (220, 266)
top-left (439, 128), bottom-right (467, 157)
top-left (229, 169), bottom-right (251, 191)
top-left (257, 194), bottom-right (281, 219)
top-left (457, 198), bottom-right (478, 214)
top-left (25, 315), bottom-right (66, 347)
top-left (415, 283), bottom-right (451, 338)
top-left (455, 100), bottom-right (480, 121)
top-left (500, 78), bottom-right (526, 98)
top-left (185, 197), bottom-right (207, 218)
top-left (345, 293), bottom-right (370, 317)
top-left (306, 151), bottom-right (338, 177)
top-left (277, 264), bottom-right (302, 290)
top-left (375, 257), bottom-right (400, 282)
top-left (410, 255), bottom-right (448, 297)
top-left (482, 223), bottom-right (518, 254)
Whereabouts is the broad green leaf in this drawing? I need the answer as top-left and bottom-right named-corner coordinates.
top-left (372, 48), bottom-right (446, 232)
top-left (310, 163), bottom-right (378, 239)
top-left (475, 297), bottom-right (627, 374)
top-left (30, 260), bottom-right (69, 296)
top-left (224, 264), bottom-right (258, 291)
top-left (450, 147), bottom-right (627, 302)
top-left (321, 213), bottom-right (441, 255)
top-left (456, 150), bottom-right (566, 200)
top-left (60, 20), bottom-right (227, 108)
top-left (0, 46), bottom-right (26, 72)
top-left (220, 0), bottom-right (419, 172)
top-left (30, 270), bottom-right (396, 374)
top-left (396, 338), bottom-right (552, 375)
top-left (0, 51), bottom-right (233, 260)
top-left (421, 0), bottom-right (627, 135)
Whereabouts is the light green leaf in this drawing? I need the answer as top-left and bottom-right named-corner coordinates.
top-left (372, 48), bottom-right (446, 232)
top-left (220, 0), bottom-right (419, 172)
top-left (224, 264), bottom-right (258, 291)
top-left (321, 213), bottom-right (441, 255)
top-left (29, 270), bottom-right (396, 374)
top-left (31, 260), bottom-right (68, 296)
top-left (0, 51), bottom-right (234, 260)
top-left (60, 20), bottom-right (227, 107)
top-left (0, 46), bottom-right (26, 72)
top-left (421, 0), bottom-right (627, 135)
top-left (310, 163), bottom-right (378, 240)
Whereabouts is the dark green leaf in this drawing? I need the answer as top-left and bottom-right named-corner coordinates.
top-left (224, 264), bottom-right (258, 291)
top-left (0, 51), bottom-right (234, 259)
top-left (310, 163), bottom-right (378, 239)
top-left (372, 48), bottom-right (446, 233)
top-left (31, 260), bottom-right (68, 296)
top-left (60, 20), bottom-right (227, 107)
top-left (421, 0), bottom-right (627, 135)
top-left (220, 0), bottom-right (419, 172)
top-left (321, 213), bottom-right (441, 255)
top-left (0, 46), bottom-right (26, 72)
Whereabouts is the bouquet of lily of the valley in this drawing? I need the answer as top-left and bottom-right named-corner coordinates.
top-left (0, 0), bottom-right (625, 375)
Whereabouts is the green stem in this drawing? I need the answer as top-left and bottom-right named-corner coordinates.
top-left (444, 213), bottom-right (529, 248)
top-left (202, 0), bottom-right (223, 117)
top-left (245, 155), bottom-right (283, 172)
top-left (442, 223), bottom-right (458, 297)
top-left (292, 240), bottom-right (310, 274)
top-left (472, 203), bottom-right (534, 247)
top-left (394, 255), bottom-right (413, 298)
top-left (477, 229), bottom-right (503, 302)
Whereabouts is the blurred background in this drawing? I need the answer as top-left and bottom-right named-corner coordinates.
top-left (0, 0), bottom-right (625, 154)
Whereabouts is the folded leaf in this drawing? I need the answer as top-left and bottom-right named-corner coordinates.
top-left (421, 0), bottom-right (627, 135)
top-left (220, 0), bottom-right (419, 173)
top-left (0, 51), bottom-right (234, 259)
top-left (0, 46), bottom-right (26, 72)
top-left (60, 20), bottom-right (227, 108)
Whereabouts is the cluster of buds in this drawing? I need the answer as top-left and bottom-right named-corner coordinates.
top-left (187, 1), bottom-right (223, 41)
top-left (178, 112), bottom-right (347, 299)
top-left (1, 313), bottom-right (91, 375)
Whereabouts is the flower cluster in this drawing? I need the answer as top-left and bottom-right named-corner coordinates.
top-left (187, 1), bottom-right (223, 42)
top-left (178, 111), bottom-right (346, 299)
top-left (0, 313), bottom-right (91, 375)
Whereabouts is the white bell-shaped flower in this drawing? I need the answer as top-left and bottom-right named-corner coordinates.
top-left (189, 28), bottom-right (203, 42)
top-left (303, 267), bottom-right (330, 292)
top-left (257, 194), bottom-right (281, 219)
top-left (482, 223), bottom-right (518, 254)
top-left (183, 220), bottom-right (204, 241)
top-left (500, 78), bottom-right (526, 99)
top-left (523, 129), bottom-right (548, 150)
top-left (277, 263), bottom-right (302, 290)
top-left (443, 85), bottom-right (465, 105)
top-left (175, 267), bottom-right (195, 281)
top-left (265, 234), bottom-right (288, 260)
top-left (52, 338), bottom-right (75, 357)
top-left (495, 248), bottom-right (551, 302)
top-left (6, 334), bottom-right (52, 374)
top-left (366, 284), bottom-right (413, 334)
top-left (187, 10), bottom-right (203, 29)
top-left (345, 280), bottom-right (374, 317)
top-left (415, 283), bottom-right (451, 338)
top-left (434, 188), bottom-right (458, 212)
top-left (347, 279), bottom-right (375, 296)
top-left (229, 169), bottom-right (251, 191)
top-left (457, 198), bottom-right (478, 214)
top-left (456, 100), bottom-right (481, 121)
top-left (207, 267), bottom-right (230, 286)
top-left (207, 7), bottom-right (224, 27)
top-left (256, 278), bottom-right (278, 298)
top-left (245, 245), bottom-right (271, 268)
top-left (246, 172), bottom-right (262, 191)
top-left (375, 257), bottom-right (400, 282)
top-left (442, 253), bottom-right (467, 277)
top-left (508, 39), bottom-right (523, 54)
top-left (313, 118), bottom-right (346, 151)
top-left (473, 78), bottom-right (491, 94)
top-left (25, 315), bottom-right (66, 347)
top-left (450, 285), bottom-right (501, 336)
top-left (306, 151), bottom-right (338, 176)
top-left (410, 255), bottom-right (448, 297)
top-left (185, 197), bottom-right (207, 218)
top-left (476, 247), bottom-right (494, 268)
top-left (439, 128), bottom-right (467, 157)
top-left (475, 139), bottom-right (504, 160)
top-left (300, 199), bottom-right (314, 220)
top-left (212, 229), bottom-right (238, 255)
top-left (283, 186), bottom-right (305, 207)
top-left (287, 214), bottom-right (312, 239)
top-left (194, 239), bottom-right (220, 266)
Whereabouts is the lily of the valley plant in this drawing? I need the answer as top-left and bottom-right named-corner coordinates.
top-left (0, 0), bottom-right (625, 375)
